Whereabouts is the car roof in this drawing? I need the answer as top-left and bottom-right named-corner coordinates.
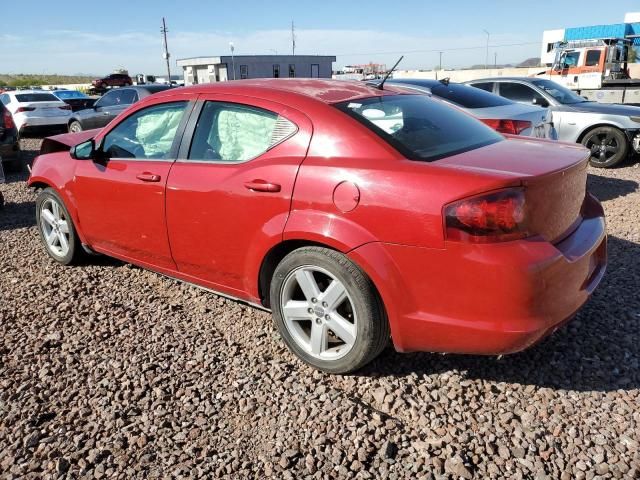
top-left (387, 78), bottom-right (449, 88)
top-left (6, 90), bottom-right (60, 96)
top-left (178, 79), bottom-right (394, 104)
top-left (467, 77), bottom-right (538, 83)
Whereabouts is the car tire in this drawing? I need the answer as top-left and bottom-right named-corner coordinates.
top-left (270, 246), bottom-right (389, 373)
top-left (581, 126), bottom-right (628, 168)
top-left (35, 188), bottom-right (83, 265)
top-left (2, 151), bottom-right (23, 173)
top-left (68, 121), bottom-right (83, 133)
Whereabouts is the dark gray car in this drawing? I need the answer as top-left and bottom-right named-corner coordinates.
top-left (67, 85), bottom-right (172, 133)
top-left (465, 77), bottom-right (640, 167)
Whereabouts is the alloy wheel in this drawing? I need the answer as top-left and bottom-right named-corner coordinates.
top-left (280, 265), bottom-right (357, 361)
top-left (585, 131), bottom-right (619, 164)
top-left (39, 198), bottom-right (71, 258)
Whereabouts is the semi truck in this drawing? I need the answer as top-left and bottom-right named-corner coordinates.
top-left (534, 38), bottom-right (640, 105)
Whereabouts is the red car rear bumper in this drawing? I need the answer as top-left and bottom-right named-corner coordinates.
top-left (349, 198), bottom-right (607, 355)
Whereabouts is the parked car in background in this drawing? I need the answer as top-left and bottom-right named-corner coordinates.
top-left (0, 90), bottom-right (71, 135)
top-left (51, 90), bottom-right (97, 112)
top-left (376, 78), bottom-right (557, 139)
top-left (91, 73), bottom-right (133, 90)
top-left (0, 101), bottom-right (20, 169)
top-left (67, 85), bottom-right (172, 132)
top-left (29, 80), bottom-right (606, 373)
top-left (466, 77), bottom-right (640, 167)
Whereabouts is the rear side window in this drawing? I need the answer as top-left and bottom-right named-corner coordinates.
top-left (15, 93), bottom-right (59, 102)
top-left (585, 50), bottom-right (601, 66)
top-left (335, 95), bottom-right (502, 162)
top-left (469, 82), bottom-right (494, 93)
top-left (188, 101), bottom-right (297, 162)
top-left (498, 83), bottom-right (538, 103)
top-left (428, 83), bottom-right (512, 108)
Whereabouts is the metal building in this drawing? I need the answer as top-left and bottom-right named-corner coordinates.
top-left (176, 55), bottom-right (336, 86)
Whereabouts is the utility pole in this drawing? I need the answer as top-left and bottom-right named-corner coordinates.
top-left (494, 51), bottom-right (497, 68)
top-left (439, 51), bottom-right (443, 70)
top-left (161, 17), bottom-right (172, 84)
top-left (483, 29), bottom-right (490, 69)
top-left (291, 20), bottom-right (296, 56)
top-left (229, 42), bottom-right (236, 80)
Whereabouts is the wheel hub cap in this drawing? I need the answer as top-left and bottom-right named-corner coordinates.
top-left (280, 265), bottom-right (357, 361)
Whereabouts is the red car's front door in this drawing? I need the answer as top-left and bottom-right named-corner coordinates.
top-left (165, 95), bottom-right (312, 300)
top-left (72, 98), bottom-right (192, 270)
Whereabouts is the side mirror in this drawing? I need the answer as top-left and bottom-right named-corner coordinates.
top-left (70, 139), bottom-right (96, 160)
top-left (532, 97), bottom-right (549, 108)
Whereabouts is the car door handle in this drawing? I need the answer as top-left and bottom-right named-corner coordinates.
top-left (136, 172), bottom-right (161, 182)
top-left (244, 180), bottom-right (281, 193)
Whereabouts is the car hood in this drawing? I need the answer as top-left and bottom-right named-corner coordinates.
top-left (39, 129), bottom-right (101, 155)
top-left (559, 101), bottom-right (640, 117)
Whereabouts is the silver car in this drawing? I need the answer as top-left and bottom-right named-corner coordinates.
top-left (378, 79), bottom-right (556, 139)
top-left (465, 77), bottom-right (640, 168)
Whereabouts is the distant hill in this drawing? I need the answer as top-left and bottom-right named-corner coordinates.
top-left (0, 74), bottom-right (94, 87)
top-left (516, 57), bottom-right (541, 67)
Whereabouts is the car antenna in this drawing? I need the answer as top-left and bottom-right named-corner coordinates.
top-left (377, 56), bottom-right (404, 90)
top-left (439, 77), bottom-right (450, 85)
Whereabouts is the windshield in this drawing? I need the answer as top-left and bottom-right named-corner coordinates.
top-left (54, 90), bottom-right (87, 100)
top-left (335, 94), bottom-right (502, 162)
top-left (531, 79), bottom-right (586, 104)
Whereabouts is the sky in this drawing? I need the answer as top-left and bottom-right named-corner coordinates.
top-left (1, 1), bottom-right (639, 76)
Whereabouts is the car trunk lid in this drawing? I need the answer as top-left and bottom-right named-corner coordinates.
top-left (437, 137), bottom-right (589, 243)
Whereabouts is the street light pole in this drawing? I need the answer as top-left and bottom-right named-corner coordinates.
top-left (483, 29), bottom-right (490, 69)
top-left (229, 42), bottom-right (236, 80)
top-left (439, 51), bottom-right (443, 70)
top-left (161, 18), bottom-right (171, 84)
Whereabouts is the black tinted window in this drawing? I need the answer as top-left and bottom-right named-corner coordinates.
top-left (498, 83), bottom-right (537, 103)
top-left (586, 50), bottom-right (601, 66)
top-left (335, 95), bottom-right (502, 162)
top-left (15, 93), bottom-right (59, 102)
top-left (428, 83), bottom-right (512, 108)
top-left (470, 82), bottom-right (494, 93)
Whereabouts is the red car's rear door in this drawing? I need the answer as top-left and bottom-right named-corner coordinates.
top-left (72, 96), bottom-right (193, 270)
top-left (165, 94), bottom-right (312, 300)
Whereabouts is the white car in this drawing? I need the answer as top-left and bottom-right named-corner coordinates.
top-left (0, 90), bottom-right (71, 134)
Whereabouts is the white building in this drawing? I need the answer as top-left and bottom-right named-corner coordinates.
top-left (176, 55), bottom-right (336, 86)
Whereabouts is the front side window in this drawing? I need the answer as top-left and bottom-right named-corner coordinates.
top-left (188, 101), bottom-right (297, 162)
top-left (102, 102), bottom-right (187, 160)
top-left (562, 51), bottom-right (580, 67)
top-left (95, 90), bottom-right (118, 108)
top-left (335, 94), bottom-right (502, 162)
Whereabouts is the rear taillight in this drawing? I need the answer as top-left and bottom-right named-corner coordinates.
top-left (3, 110), bottom-right (14, 129)
top-left (59, 105), bottom-right (71, 110)
top-left (15, 107), bottom-right (36, 113)
top-left (445, 188), bottom-right (528, 243)
top-left (481, 119), bottom-right (532, 135)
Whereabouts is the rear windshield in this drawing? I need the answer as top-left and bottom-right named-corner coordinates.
top-left (15, 93), bottom-right (59, 102)
top-left (335, 94), bottom-right (502, 161)
top-left (428, 83), bottom-right (512, 108)
top-left (54, 91), bottom-right (87, 100)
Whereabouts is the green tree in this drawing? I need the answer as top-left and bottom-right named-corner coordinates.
top-left (629, 47), bottom-right (638, 63)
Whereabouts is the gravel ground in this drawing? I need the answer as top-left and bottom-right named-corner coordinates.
top-left (0, 138), bottom-right (638, 479)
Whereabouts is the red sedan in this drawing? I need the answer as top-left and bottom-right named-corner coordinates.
top-left (28, 79), bottom-right (607, 373)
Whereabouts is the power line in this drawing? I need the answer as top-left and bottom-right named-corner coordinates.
top-left (332, 41), bottom-right (540, 58)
